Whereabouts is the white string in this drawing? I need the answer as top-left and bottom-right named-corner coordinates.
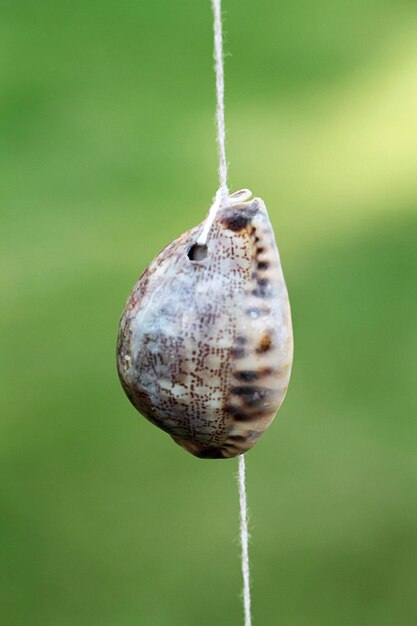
top-left (212, 0), bottom-right (228, 202)
top-left (238, 454), bottom-right (252, 626)
top-left (196, 189), bottom-right (223, 246)
top-left (203, 6), bottom-right (253, 621)
top-left (197, 0), bottom-right (229, 246)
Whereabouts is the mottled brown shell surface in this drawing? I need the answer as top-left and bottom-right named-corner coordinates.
top-left (117, 190), bottom-right (293, 458)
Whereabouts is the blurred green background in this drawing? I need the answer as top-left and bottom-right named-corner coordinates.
top-left (1, 1), bottom-right (416, 624)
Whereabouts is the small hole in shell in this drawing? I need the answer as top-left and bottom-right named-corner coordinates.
top-left (188, 243), bottom-right (208, 261)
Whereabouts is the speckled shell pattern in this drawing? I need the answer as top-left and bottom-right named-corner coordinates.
top-left (117, 190), bottom-right (293, 459)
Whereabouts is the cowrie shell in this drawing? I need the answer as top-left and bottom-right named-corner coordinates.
top-left (117, 190), bottom-right (293, 458)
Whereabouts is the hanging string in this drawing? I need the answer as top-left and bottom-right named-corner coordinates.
top-left (238, 454), bottom-right (252, 626)
top-left (197, 0), bottom-right (229, 246)
top-left (199, 3), bottom-right (253, 623)
top-left (198, 4), bottom-right (253, 623)
top-left (212, 0), bottom-right (228, 201)
top-left (196, 189), bottom-right (223, 246)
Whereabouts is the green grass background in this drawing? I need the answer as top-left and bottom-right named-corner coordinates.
top-left (1, 1), bottom-right (416, 624)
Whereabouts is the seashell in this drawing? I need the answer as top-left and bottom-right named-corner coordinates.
top-left (116, 189), bottom-right (293, 459)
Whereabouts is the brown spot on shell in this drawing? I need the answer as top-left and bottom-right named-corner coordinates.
top-left (230, 385), bottom-right (275, 409)
top-left (257, 333), bottom-right (272, 353)
top-left (225, 404), bottom-right (254, 421)
top-left (252, 287), bottom-right (271, 298)
top-left (221, 213), bottom-right (251, 232)
top-left (257, 261), bottom-right (269, 270)
top-left (231, 347), bottom-right (246, 359)
top-left (196, 446), bottom-right (226, 459)
top-left (220, 201), bottom-right (259, 232)
top-left (231, 412), bottom-right (261, 423)
top-left (234, 370), bottom-right (261, 382)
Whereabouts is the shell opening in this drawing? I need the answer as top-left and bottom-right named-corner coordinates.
top-left (188, 243), bottom-right (208, 261)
